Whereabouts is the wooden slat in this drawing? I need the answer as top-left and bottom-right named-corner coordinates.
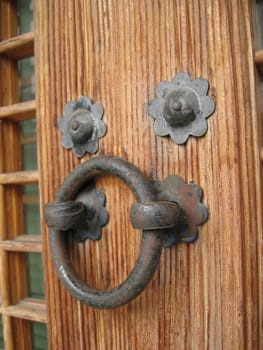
top-left (0, 171), bottom-right (38, 185)
top-left (0, 2), bottom-right (33, 348)
top-left (0, 100), bottom-right (36, 121)
top-left (0, 235), bottom-right (42, 253)
top-left (1, 298), bottom-right (47, 323)
top-left (254, 49), bottom-right (263, 65)
top-left (0, 32), bottom-right (34, 59)
top-left (21, 134), bottom-right (37, 145)
top-left (23, 193), bottom-right (39, 204)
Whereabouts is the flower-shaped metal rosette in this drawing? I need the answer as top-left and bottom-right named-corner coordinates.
top-left (147, 72), bottom-right (215, 144)
top-left (72, 184), bottom-right (109, 243)
top-left (155, 174), bottom-right (208, 247)
top-left (59, 96), bottom-right (107, 157)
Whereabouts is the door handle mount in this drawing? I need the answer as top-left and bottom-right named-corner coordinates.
top-left (45, 155), bottom-right (208, 309)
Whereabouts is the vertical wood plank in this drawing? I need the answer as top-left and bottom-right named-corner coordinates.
top-left (246, 2), bottom-right (263, 349)
top-left (35, 1), bottom-right (262, 349)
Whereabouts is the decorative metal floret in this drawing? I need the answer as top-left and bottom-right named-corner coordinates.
top-left (44, 181), bottom-right (109, 243)
top-left (59, 96), bottom-right (107, 157)
top-left (72, 182), bottom-right (109, 242)
top-left (155, 175), bottom-right (208, 247)
top-left (147, 72), bottom-right (215, 144)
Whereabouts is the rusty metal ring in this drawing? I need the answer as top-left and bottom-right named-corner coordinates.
top-left (49, 155), bottom-right (164, 309)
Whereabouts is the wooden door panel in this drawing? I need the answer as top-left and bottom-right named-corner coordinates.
top-left (35, 1), bottom-right (262, 349)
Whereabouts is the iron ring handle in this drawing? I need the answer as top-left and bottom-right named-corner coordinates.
top-left (46, 155), bottom-right (174, 309)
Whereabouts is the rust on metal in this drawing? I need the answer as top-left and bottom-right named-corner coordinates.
top-left (45, 201), bottom-right (87, 231)
top-left (45, 156), bottom-right (164, 309)
top-left (156, 175), bottom-right (208, 246)
top-left (131, 201), bottom-right (181, 230)
top-left (45, 180), bottom-right (108, 242)
top-left (45, 155), bottom-right (208, 309)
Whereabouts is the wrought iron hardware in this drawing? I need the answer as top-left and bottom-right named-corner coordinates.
top-left (45, 155), bottom-right (208, 309)
top-left (58, 96), bottom-right (107, 157)
top-left (45, 181), bottom-right (109, 242)
top-left (147, 72), bottom-right (215, 144)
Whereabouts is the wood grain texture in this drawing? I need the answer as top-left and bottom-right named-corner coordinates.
top-left (0, 170), bottom-right (39, 185)
top-left (0, 100), bottom-right (36, 120)
top-left (35, 1), bottom-right (262, 349)
top-left (1, 298), bottom-right (47, 323)
top-left (0, 2), bottom-right (33, 349)
top-left (0, 32), bottom-right (34, 59)
top-left (254, 48), bottom-right (263, 64)
top-left (0, 235), bottom-right (42, 253)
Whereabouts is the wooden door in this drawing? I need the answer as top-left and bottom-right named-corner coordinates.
top-left (35, 1), bottom-right (262, 349)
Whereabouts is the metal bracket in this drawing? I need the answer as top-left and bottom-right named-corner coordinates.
top-left (154, 175), bottom-right (208, 246)
top-left (131, 175), bottom-right (208, 247)
top-left (72, 181), bottom-right (109, 242)
top-left (147, 72), bottom-right (215, 144)
top-left (45, 171), bottom-right (207, 248)
top-left (45, 180), bottom-right (109, 243)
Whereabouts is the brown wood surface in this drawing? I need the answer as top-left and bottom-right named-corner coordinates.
top-left (0, 100), bottom-right (36, 120)
top-left (35, 1), bottom-right (262, 349)
top-left (0, 32), bottom-right (34, 59)
top-left (254, 48), bottom-right (263, 65)
top-left (0, 170), bottom-right (39, 185)
top-left (21, 134), bottom-right (37, 145)
top-left (1, 298), bottom-right (47, 323)
top-left (0, 2), bottom-right (34, 349)
top-left (0, 235), bottom-right (42, 253)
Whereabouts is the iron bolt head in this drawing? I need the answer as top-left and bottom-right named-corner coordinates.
top-left (68, 109), bottom-right (94, 143)
top-left (172, 101), bottom-right (182, 111)
top-left (59, 96), bottom-right (107, 157)
top-left (71, 120), bottom-right (80, 131)
top-left (147, 72), bottom-right (215, 144)
top-left (163, 88), bottom-right (199, 128)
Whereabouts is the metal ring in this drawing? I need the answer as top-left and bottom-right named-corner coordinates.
top-left (49, 155), bottom-right (164, 309)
